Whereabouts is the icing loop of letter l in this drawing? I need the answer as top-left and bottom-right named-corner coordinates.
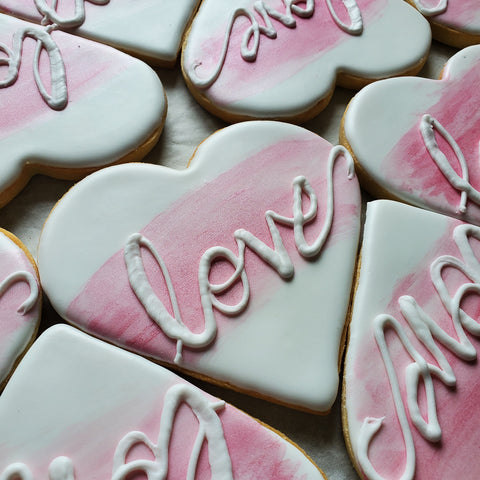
top-left (124, 146), bottom-right (355, 364)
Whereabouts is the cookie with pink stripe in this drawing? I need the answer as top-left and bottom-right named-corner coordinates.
top-left (344, 200), bottom-right (480, 480)
top-left (0, 13), bottom-right (166, 207)
top-left (38, 121), bottom-right (361, 413)
top-left (0, 324), bottom-right (328, 480)
top-left (405, 0), bottom-right (480, 47)
top-left (181, 0), bottom-right (431, 123)
top-left (0, 228), bottom-right (40, 389)
top-left (341, 45), bottom-right (480, 226)
top-left (0, 0), bottom-right (201, 65)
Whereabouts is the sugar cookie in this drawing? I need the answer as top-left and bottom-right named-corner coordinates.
top-left (344, 200), bottom-right (480, 480)
top-left (0, 13), bottom-right (166, 207)
top-left (0, 324), bottom-right (327, 480)
top-left (0, 228), bottom-right (40, 389)
top-left (182, 0), bottom-right (431, 123)
top-left (38, 121), bottom-right (361, 413)
top-left (341, 45), bottom-right (480, 225)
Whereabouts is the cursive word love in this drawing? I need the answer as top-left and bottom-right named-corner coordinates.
top-left (189, 0), bottom-right (363, 88)
top-left (124, 145), bottom-right (354, 364)
top-left (0, 25), bottom-right (67, 110)
top-left (0, 270), bottom-right (39, 315)
top-left (420, 114), bottom-right (480, 214)
top-left (34, 0), bottom-right (110, 29)
top-left (358, 223), bottom-right (480, 480)
top-left (412, 0), bottom-right (447, 16)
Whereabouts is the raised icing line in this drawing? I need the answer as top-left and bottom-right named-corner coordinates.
top-left (0, 25), bottom-right (67, 110)
top-left (188, 0), bottom-right (363, 88)
top-left (34, 0), bottom-right (110, 28)
top-left (1, 385), bottom-right (231, 480)
top-left (112, 384), bottom-right (232, 480)
top-left (412, 0), bottom-right (447, 16)
top-left (124, 145), bottom-right (355, 364)
top-left (0, 270), bottom-right (39, 315)
top-left (358, 223), bottom-right (480, 480)
top-left (420, 114), bottom-right (480, 214)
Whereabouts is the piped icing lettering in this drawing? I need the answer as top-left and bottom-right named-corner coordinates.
top-left (0, 270), bottom-right (39, 315)
top-left (0, 24), bottom-right (67, 110)
top-left (0, 457), bottom-right (75, 480)
top-left (420, 114), bottom-right (480, 214)
top-left (1, 385), bottom-right (232, 480)
top-left (357, 223), bottom-right (480, 480)
top-left (412, 0), bottom-right (447, 16)
top-left (124, 145), bottom-right (354, 364)
top-left (188, 0), bottom-right (363, 88)
top-left (35, 0), bottom-right (109, 28)
top-left (112, 384), bottom-right (232, 480)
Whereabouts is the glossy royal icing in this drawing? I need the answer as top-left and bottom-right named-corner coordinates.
top-left (181, 0), bottom-right (431, 122)
top-left (344, 200), bottom-right (480, 480)
top-left (0, 324), bottom-right (327, 480)
top-left (0, 229), bottom-right (40, 387)
top-left (0, 0), bottom-right (201, 65)
top-left (0, 13), bottom-right (166, 207)
top-left (342, 45), bottom-right (480, 226)
top-left (38, 121), bottom-right (361, 413)
top-left (407, 0), bottom-right (480, 47)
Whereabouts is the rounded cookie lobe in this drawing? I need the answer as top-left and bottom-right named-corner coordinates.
top-left (38, 121), bottom-right (361, 413)
top-left (181, 0), bottom-right (431, 123)
top-left (405, 0), bottom-right (480, 47)
top-left (0, 325), bottom-right (328, 479)
top-left (0, 13), bottom-right (166, 207)
top-left (344, 200), bottom-right (480, 480)
top-left (0, 0), bottom-right (202, 65)
top-left (0, 228), bottom-right (41, 389)
top-left (341, 45), bottom-right (480, 226)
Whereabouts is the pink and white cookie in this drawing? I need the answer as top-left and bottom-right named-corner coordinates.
top-left (0, 228), bottom-right (40, 389)
top-left (343, 200), bottom-right (480, 480)
top-left (0, 324), bottom-right (328, 479)
top-left (181, 0), bottom-right (431, 123)
top-left (0, 0), bottom-right (201, 65)
top-left (0, 13), bottom-right (166, 207)
top-left (37, 121), bottom-right (362, 413)
top-left (341, 45), bottom-right (480, 226)
top-left (405, 0), bottom-right (480, 47)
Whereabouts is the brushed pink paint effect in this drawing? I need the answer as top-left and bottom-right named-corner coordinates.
top-left (67, 136), bottom-right (359, 367)
top-left (0, 236), bottom-right (39, 381)
top-left (427, 0), bottom-right (480, 31)
top-left (383, 55), bottom-right (480, 223)
top-left (350, 218), bottom-right (480, 479)
top-left (0, 16), bottom-right (133, 139)
top-left (192, 0), bottom-right (386, 105)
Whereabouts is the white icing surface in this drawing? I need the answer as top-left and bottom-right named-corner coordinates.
top-left (0, 0), bottom-right (201, 64)
top-left (38, 121), bottom-right (361, 412)
top-left (182, 0), bottom-right (431, 120)
top-left (0, 14), bottom-right (166, 199)
top-left (0, 35), bottom-right (453, 480)
top-left (0, 324), bottom-right (326, 480)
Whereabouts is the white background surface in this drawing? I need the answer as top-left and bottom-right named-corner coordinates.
top-left (0, 38), bottom-right (457, 479)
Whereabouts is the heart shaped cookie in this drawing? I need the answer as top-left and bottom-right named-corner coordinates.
top-left (0, 324), bottom-right (327, 480)
top-left (405, 0), bottom-right (480, 47)
top-left (341, 45), bottom-right (480, 226)
top-left (181, 0), bottom-right (431, 123)
top-left (344, 200), bottom-right (480, 480)
top-left (38, 121), bottom-right (361, 413)
top-left (0, 13), bottom-right (166, 207)
top-left (0, 228), bottom-right (40, 389)
top-left (0, 0), bottom-right (201, 65)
